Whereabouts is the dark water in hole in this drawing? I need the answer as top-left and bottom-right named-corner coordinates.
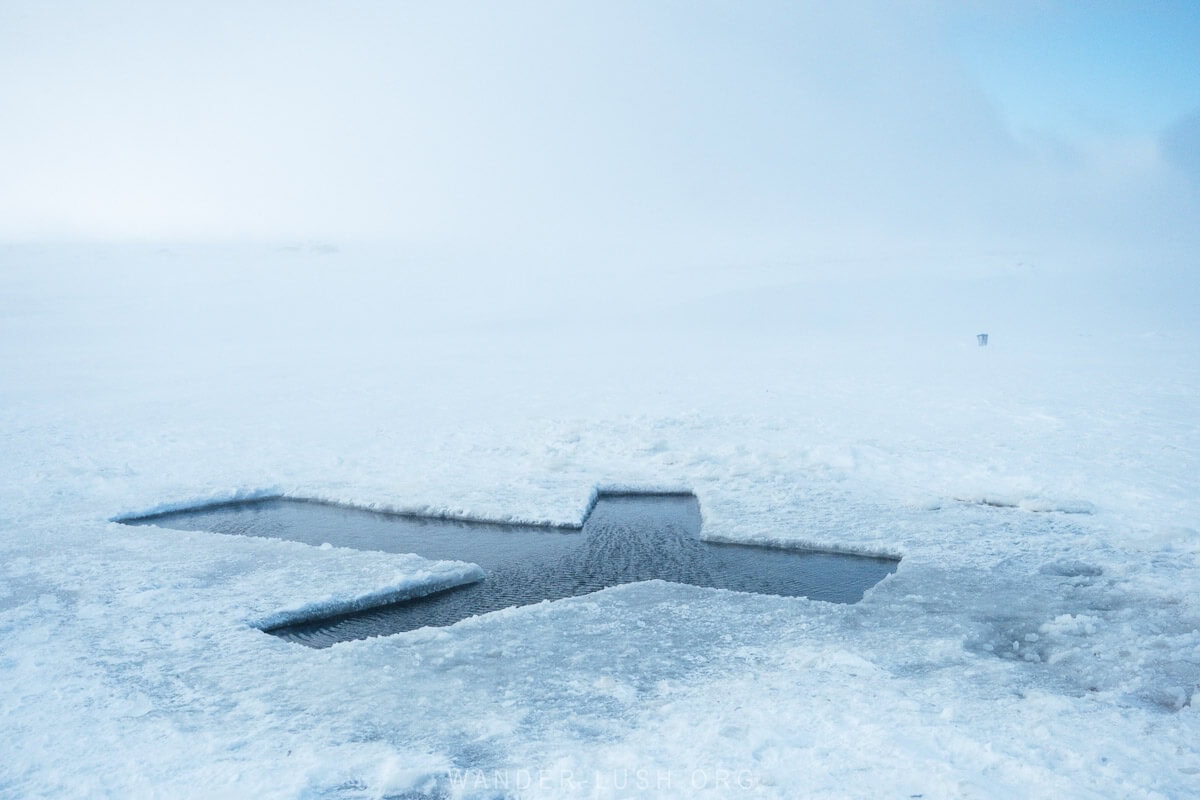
top-left (123, 494), bottom-right (897, 647)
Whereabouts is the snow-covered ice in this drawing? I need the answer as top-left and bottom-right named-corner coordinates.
top-left (2, 244), bottom-right (1198, 798)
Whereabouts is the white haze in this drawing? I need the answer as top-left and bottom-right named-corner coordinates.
top-left (0, 1), bottom-right (1197, 284)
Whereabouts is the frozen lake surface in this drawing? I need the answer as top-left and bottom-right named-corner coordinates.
top-left (3, 245), bottom-right (1198, 798)
top-left (123, 494), bottom-right (898, 645)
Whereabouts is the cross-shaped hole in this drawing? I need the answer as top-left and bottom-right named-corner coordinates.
top-left (122, 492), bottom-right (898, 647)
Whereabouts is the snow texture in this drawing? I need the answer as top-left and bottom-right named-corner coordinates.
top-left (1, 244), bottom-right (1198, 798)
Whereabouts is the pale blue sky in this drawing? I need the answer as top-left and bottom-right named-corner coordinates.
top-left (0, 1), bottom-right (1197, 272)
top-left (947, 1), bottom-right (1200, 138)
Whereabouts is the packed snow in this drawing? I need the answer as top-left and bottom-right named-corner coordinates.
top-left (1, 243), bottom-right (1198, 798)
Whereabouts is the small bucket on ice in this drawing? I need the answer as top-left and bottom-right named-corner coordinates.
top-left (977, 333), bottom-right (989, 346)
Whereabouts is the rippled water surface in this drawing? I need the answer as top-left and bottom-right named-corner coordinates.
top-left (124, 494), bottom-right (898, 646)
